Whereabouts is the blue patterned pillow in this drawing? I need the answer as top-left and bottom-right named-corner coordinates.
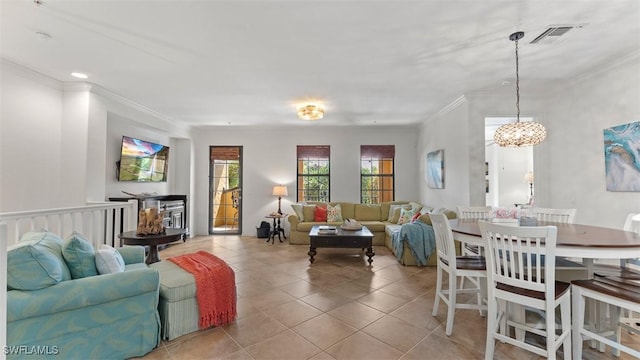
top-left (62, 232), bottom-right (98, 279)
top-left (8, 232), bottom-right (70, 290)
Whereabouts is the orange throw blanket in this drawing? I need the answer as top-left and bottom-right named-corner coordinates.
top-left (168, 251), bottom-right (237, 328)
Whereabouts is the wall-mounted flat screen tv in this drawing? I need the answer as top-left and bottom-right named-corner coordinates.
top-left (118, 136), bottom-right (169, 182)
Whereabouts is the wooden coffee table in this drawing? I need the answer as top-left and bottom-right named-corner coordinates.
top-left (308, 225), bottom-right (375, 265)
top-left (119, 228), bottom-right (187, 264)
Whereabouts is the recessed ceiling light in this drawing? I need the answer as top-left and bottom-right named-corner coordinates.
top-left (71, 72), bottom-right (88, 79)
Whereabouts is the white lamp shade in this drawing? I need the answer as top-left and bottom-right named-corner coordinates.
top-left (523, 171), bottom-right (534, 184)
top-left (272, 185), bottom-right (288, 197)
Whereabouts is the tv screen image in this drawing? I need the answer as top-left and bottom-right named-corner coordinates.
top-left (118, 136), bottom-right (169, 182)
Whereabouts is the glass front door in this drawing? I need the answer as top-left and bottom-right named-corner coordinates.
top-left (209, 146), bottom-right (242, 234)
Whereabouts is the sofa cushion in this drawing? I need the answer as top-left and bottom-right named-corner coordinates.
top-left (355, 204), bottom-right (381, 221)
top-left (95, 245), bottom-right (126, 274)
top-left (291, 203), bottom-right (305, 221)
top-left (303, 205), bottom-right (318, 222)
top-left (314, 205), bottom-right (328, 221)
top-left (327, 204), bottom-right (343, 222)
top-left (62, 232), bottom-right (98, 279)
top-left (7, 234), bottom-right (68, 290)
top-left (331, 202), bottom-right (355, 220)
top-left (359, 221), bottom-right (386, 232)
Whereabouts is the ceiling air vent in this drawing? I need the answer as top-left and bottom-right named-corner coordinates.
top-left (530, 25), bottom-right (584, 44)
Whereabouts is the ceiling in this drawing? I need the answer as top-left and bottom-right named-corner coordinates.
top-left (2, 0), bottom-right (639, 127)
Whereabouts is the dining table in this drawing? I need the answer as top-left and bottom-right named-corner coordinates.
top-left (449, 218), bottom-right (640, 275)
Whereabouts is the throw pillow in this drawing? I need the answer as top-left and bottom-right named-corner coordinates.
top-left (398, 208), bottom-right (418, 225)
top-left (420, 206), bottom-right (434, 215)
top-left (410, 211), bottom-right (422, 223)
top-left (19, 231), bottom-right (71, 281)
top-left (7, 239), bottom-right (66, 290)
top-left (62, 232), bottom-right (98, 279)
top-left (291, 203), bottom-right (305, 221)
top-left (95, 245), bottom-right (126, 275)
top-left (388, 204), bottom-right (410, 222)
top-left (327, 204), bottom-right (343, 222)
top-left (314, 205), bottom-right (328, 222)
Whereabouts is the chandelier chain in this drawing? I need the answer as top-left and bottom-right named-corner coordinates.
top-left (515, 36), bottom-right (520, 123)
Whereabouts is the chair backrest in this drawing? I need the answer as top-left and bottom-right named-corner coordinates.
top-left (430, 213), bottom-right (457, 268)
top-left (457, 206), bottom-right (492, 219)
top-left (479, 221), bottom-right (558, 296)
top-left (532, 207), bottom-right (576, 223)
top-left (623, 213), bottom-right (640, 233)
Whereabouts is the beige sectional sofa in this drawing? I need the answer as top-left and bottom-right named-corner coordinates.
top-left (287, 201), bottom-right (457, 266)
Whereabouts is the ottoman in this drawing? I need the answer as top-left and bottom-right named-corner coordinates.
top-left (149, 260), bottom-right (200, 340)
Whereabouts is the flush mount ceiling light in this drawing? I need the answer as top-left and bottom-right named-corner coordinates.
top-left (494, 31), bottom-right (547, 147)
top-left (297, 103), bottom-right (325, 121)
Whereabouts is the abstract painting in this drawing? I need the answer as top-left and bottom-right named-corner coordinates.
top-left (604, 121), bottom-right (640, 191)
top-left (427, 149), bottom-right (444, 189)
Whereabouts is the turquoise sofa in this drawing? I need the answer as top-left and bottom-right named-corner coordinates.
top-left (6, 232), bottom-right (161, 359)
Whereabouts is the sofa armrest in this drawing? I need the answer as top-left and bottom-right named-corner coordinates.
top-left (7, 268), bottom-right (159, 322)
top-left (117, 245), bottom-right (146, 264)
top-left (288, 214), bottom-right (300, 231)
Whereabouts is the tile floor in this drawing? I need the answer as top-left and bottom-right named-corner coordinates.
top-left (138, 235), bottom-right (639, 360)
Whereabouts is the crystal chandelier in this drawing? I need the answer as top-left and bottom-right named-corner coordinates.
top-left (494, 32), bottom-right (547, 147)
top-left (297, 103), bottom-right (325, 120)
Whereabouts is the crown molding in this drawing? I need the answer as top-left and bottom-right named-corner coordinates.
top-left (62, 82), bottom-right (93, 92)
top-left (1, 58), bottom-right (61, 90)
top-left (437, 95), bottom-right (468, 117)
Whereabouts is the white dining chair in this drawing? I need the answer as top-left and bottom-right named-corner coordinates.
top-left (456, 206), bottom-right (492, 256)
top-left (479, 221), bottom-right (571, 360)
top-left (430, 213), bottom-right (487, 336)
top-left (531, 207), bottom-right (576, 223)
top-left (572, 276), bottom-right (640, 359)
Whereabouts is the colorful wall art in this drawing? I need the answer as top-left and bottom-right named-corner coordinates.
top-left (427, 149), bottom-right (444, 189)
top-left (603, 121), bottom-right (640, 191)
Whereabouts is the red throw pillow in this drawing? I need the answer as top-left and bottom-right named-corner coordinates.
top-left (314, 205), bottom-right (328, 222)
top-left (410, 211), bottom-right (422, 223)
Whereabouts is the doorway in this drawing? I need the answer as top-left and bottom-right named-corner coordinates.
top-left (485, 117), bottom-right (534, 208)
top-left (209, 146), bottom-right (242, 234)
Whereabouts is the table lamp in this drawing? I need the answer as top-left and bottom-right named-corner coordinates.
top-left (272, 185), bottom-right (288, 215)
top-left (523, 171), bottom-right (534, 204)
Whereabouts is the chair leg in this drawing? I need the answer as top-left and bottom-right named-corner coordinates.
top-left (561, 297), bottom-right (571, 360)
top-left (433, 266), bottom-right (442, 316)
top-left (445, 271), bottom-right (456, 336)
top-left (546, 301), bottom-right (557, 360)
top-left (572, 288), bottom-right (584, 360)
top-left (485, 296), bottom-right (497, 360)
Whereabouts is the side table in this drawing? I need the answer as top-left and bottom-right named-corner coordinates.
top-left (119, 228), bottom-right (187, 264)
top-left (265, 213), bottom-right (287, 244)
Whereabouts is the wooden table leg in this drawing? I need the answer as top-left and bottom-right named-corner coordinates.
top-left (308, 246), bottom-right (316, 264)
top-left (147, 244), bottom-right (160, 264)
top-left (366, 247), bottom-right (375, 265)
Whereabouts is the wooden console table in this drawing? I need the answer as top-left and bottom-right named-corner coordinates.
top-left (119, 228), bottom-right (187, 264)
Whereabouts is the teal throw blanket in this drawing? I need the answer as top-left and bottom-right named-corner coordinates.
top-left (392, 220), bottom-right (435, 266)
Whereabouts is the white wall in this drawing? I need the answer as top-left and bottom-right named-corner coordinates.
top-left (192, 125), bottom-right (420, 236)
top-left (419, 98), bottom-right (471, 211)
top-left (0, 61), bottom-right (63, 211)
top-left (536, 55), bottom-right (640, 229)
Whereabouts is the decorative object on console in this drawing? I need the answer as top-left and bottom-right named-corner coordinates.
top-left (603, 121), bottom-right (640, 191)
top-left (137, 201), bottom-right (166, 236)
top-left (426, 149), bottom-right (445, 189)
top-left (297, 102), bottom-right (325, 120)
top-left (272, 185), bottom-right (288, 214)
top-left (493, 31), bottom-right (547, 147)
